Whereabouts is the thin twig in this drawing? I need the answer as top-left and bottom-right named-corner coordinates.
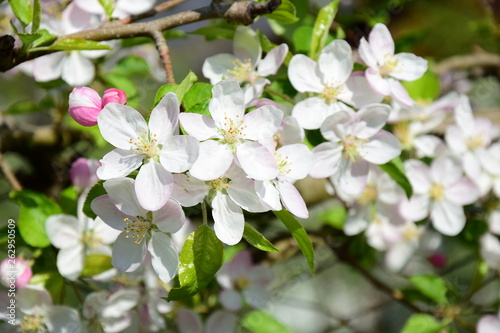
top-left (0, 152), bottom-right (22, 191)
top-left (150, 30), bottom-right (175, 84)
top-left (264, 86), bottom-right (296, 104)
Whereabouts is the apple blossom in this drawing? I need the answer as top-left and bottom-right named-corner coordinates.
top-left (74, 0), bottom-right (156, 19)
top-left (70, 157), bottom-right (101, 189)
top-left (477, 314), bottom-right (500, 333)
top-left (69, 87), bottom-right (127, 126)
top-left (176, 308), bottom-right (238, 333)
top-left (0, 258), bottom-right (32, 288)
top-left (203, 26), bottom-right (288, 106)
top-left (97, 92), bottom-right (199, 211)
top-left (358, 23), bottom-right (428, 107)
top-left (91, 177), bottom-right (184, 283)
top-left (179, 80), bottom-right (283, 181)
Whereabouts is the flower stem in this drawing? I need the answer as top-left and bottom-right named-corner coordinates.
top-left (265, 86), bottom-right (296, 105)
top-left (202, 201), bottom-right (208, 226)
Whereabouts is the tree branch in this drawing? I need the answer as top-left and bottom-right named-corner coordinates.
top-left (150, 30), bottom-right (175, 84)
top-left (0, 0), bottom-right (282, 72)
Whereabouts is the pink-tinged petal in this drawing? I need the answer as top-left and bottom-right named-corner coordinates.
top-left (62, 52), bottom-right (95, 86)
top-left (228, 177), bottom-right (271, 213)
top-left (93, 217), bottom-right (121, 244)
top-left (102, 88), bottom-right (127, 106)
top-left (46, 215), bottom-right (82, 248)
top-left (356, 103), bottom-right (391, 139)
top-left (112, 232), bottom-right (146, 272)
top-left (149, 92), bottom-right (179, 143)
top-left (243, 286), bottom-right (271, 308)
top-left (135, 161), bottom-right (173, 211)
top-left (357, 37), bottom-right (378, 68)
top-left (45, 306), bottom-right (82, 333)
top-left (445, 179), bottom-right (478, 206)
top-left (365, 67), bottom-right (391, 95)
top-left (202, 53), bottom-right (238, 84)
top-left (292, 97), bottom-right (341, 130)
top-left (206, 311), bottom-right (238, 333)
top-left (96, 148), bottom-right (143, 180)
top-left (258, 43), bottom-right (288, 77)
top-left (236, 141), bottom-right (279, 181)
top-left (477, 315), bottom-right (500, 333)
top-left (399, 194), bottom-right (430, 221)
top-left (278, 116), bottom-right (305, 145)
top-left (445, 124), bottom-right (468, 154)
top-left (309, 142), bottom-right (343, 178)
top-left (189, 140), bottom-right (234, 181)
top-left (97, 103), bottom-right (147, 149)
top-left (57, 245), bottom-right (84, 281)
top-left (332, 158), bottom-right (369, 196)
top-left (219, 289), bottom-right (243, 311)
top-left (413, 135), bottom-right (446, 158)
top-left (320, 110), bottom-right (352, 141)
top-left (233, 26), bottom-right (261, 67)
top-left (288, 54), bottom-right (323, 93)
top-left (242, 105), bottom-right (283, 140)
top-left (68, 87), bottom-right (102, 126)
top-left (61, 2), bottom-right (91, 34)
top-left (431, 200), bottom-right (466, 236)
top-left (217, 250), bottom-right (253, 286)
top-left (391, 53), bottom-right (427, 81)
top-left (388, 79), bottom-right (415, 108)
top-left (212, 193), bottom-right (244, 245)
top-left (318, 39), bottom-right (353, 85)
top-left (368, 23), bottom-right (395, 64)
top-left (177, 308), bottom-right (203, 333)
top-left (91, 195), bottom-right (133, 231)
top-left (179, 113), bottom-right (219, 140)
top-left (430, 155), bottom-right (462, 186)
top-left (344, 205), bottom-right (369, 235)
top-left (345, 74), bottom-right (384, 108)
top-left (103, 177), bottom-right (146, 217)
top-left (277, 144), bottom-right (314, 180)
top-left (153, 200), bottom-right (185, 233)
top-left (33, 53), bottom-right (65, 82)
top-left (276, 181), bottom-right (308, 218)
top-left (404, 159), bottom-right (431, 194)
top-left (148, 231), bottom-right (178, 283)
top-left (488, 210), bottom-right (500, 235)
top-left (159, 135), bottom-right (199, 173)
top-left (255, 180), bottom-right (281, 211)
top-left (171, 174), bottom-right (209, 207)
top-left (463, 151), bottom-right (482, 180)
top-left (247, 265), bottom-right (273, 288)
top-left (243, 77), bottom-right (269, 106)
top-left (210, 80), bottom-right (245, 126)
top-left (361, 130), bottom-right (401, 164)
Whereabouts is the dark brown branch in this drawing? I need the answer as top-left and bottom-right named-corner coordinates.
top-left (0, 152), bottom-right (23, 191)
top-left (150, 30), bottom-right (175, 84)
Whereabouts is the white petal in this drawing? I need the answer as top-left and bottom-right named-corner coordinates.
top-left (227, 177), bottom-right (271, 213)
top-left (481, 234), bottom-right (500, 270)
top-left (477, 315), bottom-right (500, 333)
top-left (318, 39), bottom-right (353, 85)
top-left (236, 141), bottom-right (279, 180)
top-left (171, 173), bottom-right (209, 207)
top-left (93, 217), bottom-right (121, 244)
top-left (57, 245), bottom-right (84, 281)
top-left (159, 135), bottom-right (199, 172)
top-left (98, 103), bottom-right (148, 150)
top-left (332, 158), bottom-right (369, 196)
top-left (320, 110), bottom-right (352, 141)
top-left (369, 23), bottom-right (395, 64)
top-left (399, 194), bottom-right (430, 221)
top-left (366, 67), bottom-right (391, 95)
top-left (276, 181), bottom-right (308, 218)
top-left (357, 37), bottom-right (378, 68)
top-left (345, 74), bottom-right (384, 108)
top-left (430, 155), bottom-right (462, 186)
top-left (102, 289), bottom-right (140, 318)
top-left (344, 206), bottom-right (369, 235)
top-left (46, 215), bottom-right (82, 248)
top-left (96, 148), bottom-right (143, 180)
top-left (276, 144), bottom-right (314, 180)
top-left (210, 80), bottom-right (245, 127)
top-left (243, 77), bottom-right (269, 106)
top-left (135, 161), bottom-right (173, 212)
top-left (356, 103), bottom-right (391, 139)
top-left (242, 105), bottom-right (283, 141)
top-left (391, 53), bottom-right (427, 81)
top-left (233, 26), bottom-right (261, 66)
top-left (116, 0), bottom-right (155, 15)
top-left (189, 140), bottom-right (234, 181)
top-left (388, 79), bottom-right (415, 108)
top-left (292, 97), bottom-right (340, 130)
top-left (309, 142), bottom-right (343, 178)
top-left (45, 306), bottom-right (82, 333)
top-left (257, 43), bottom-right (288, 77)
top-left (179, 113), bottom-right (219, 140)
top-left (104, 177), bottom-right (146, 217)
top-left (112, 232), bottom-right (146, 272)
top-left (148, 231), bottom-right (178, 283)
top-left (212, 193), bottom-right (244, 245)
top-left (405, 159), bottom-right (432, 194)
top-left (153, 200), bottom-right (185, 233)
top-left (202, 53), bottom-right (238, 84)
top-left (91, 195), bottom-right (133, 231)
top-left (176, 309), bottom-right (203, 333)
top-left (431, 200), bottom-right (466, 236)
top-left (149, 92), bottom-right (179, 143)
top-left (445, 179), bottom-right (478, 206)
top-left (361, 130), bottom-right (401, 164)
top-left (288, 54), bottom-right (323, 93)
top-left (219, 289), bottom-right (243, 311)
top-left (255, 180), bottom-right (281, 211)
top-left (33, 53), bottom-right (65, 82)
top-left (488, 210), bottom-right (500, 235)
top-left (62, 52), bottom-right (95, 86)
top-left (18, 286), bottom-right (52, 315)
top-left (206, 311), bottom-right (238, 333)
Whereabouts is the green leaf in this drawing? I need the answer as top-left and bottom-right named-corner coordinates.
top-left (83, 181), bottom-right (106, 219)
top-left (81, 254), bottom-right (113, 277)
top-left (379, 157), bottom-right (413, 199)
top-left (10, 190), bottom-right (61, 248)
top-left (167, 225), bottom-right (224, 301)
top-left (4, 100), bottom-right (39, 114)
top-left (274, 209), bottom-right (314, 275)
top-left (60, 186), bottom-right (79, 215)
top-left (183, 82), bottom-right (212, 110)
top-left (30, 38), bottom-right (112, 52)
top-left (155, 71), bottom-right (197, 106)
top-left (265, 0), bottom-right (299, 24)
top-left (9, 0), bottom-right (33, 27)
top-left (111, 55), bottom-right (150, 76)
top-left (18, 29), bottom-right (57, 52)
top-left (409, 275), bottom-right (448, 305)
top-left (402, 71), bottom-right (441, 103)
top-left (155, 84), bottom-right (178, 106)
top-left (293, 26), bottom-right (313, 53)
top-left (243, 222), bottom-right (279, 252)
top-left (98, 0), bottom-right (115, 18)
top-left (318, 205), bottom-right (346, 229)
top-left (402, 314), bottom-right (448, 333)
top-left (31, 0), bottom-right (40, 33)
top-left (190, 26), bottom-right (235, 41)
top-left (309, 0), bottom-right (340, 61)
top-left (241, 311), bottom-right (293, 333)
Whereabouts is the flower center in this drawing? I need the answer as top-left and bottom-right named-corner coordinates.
top-left (20, 315), bottom-right (45, 332)
top-left (274, 152), bottom-right (292, 175)
top-left (466, 135), bottom-right (484, 150)
top-left (219, 115), bottom-right (247, 146)
top-left (235, 276), bottom-right (249, 290)
top-left (209, 177), bottom-right (232, 192)
top-left (123, 215), bottom-right (152, 245)
top-left (342, 134), bottom-right (368, 162)
top-left (226, 58), bottom-right (254, 82)
top-left (128, 128), bottom-right (159, 158)
top-left (358, 183), bottom-right (377, 205)
top-left (393, 122), bottom-right (413, 149)
top-left (322, 84), bottom-right (342, 104)
top-left (379, 54), bottom-right (399, 77)
top-left (402, 223), bottom-right (421, 241)
top-left (430, 183), bottom-right (445, 201)
top-left (82, 229), bottom-right (103, 250)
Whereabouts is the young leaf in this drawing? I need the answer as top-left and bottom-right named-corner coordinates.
top-left (183, 82), bottom-right (212, 110)
top-left (81, 254), bottom-right (113, 277)
top-left (30, 38), bottom-right (112, 52)
top-left (243, 222), bottom-right (279, 252)
top-left (241, 311), bottom-right (293, 333)
top-left (98, 0), bottom-right (115, 18)
top-left (83, 181), bottom-right (106, 219)
top-left (264, 0), bottom-right (299, 24)
top-left (402, 71), bottom-right (441, 103)
top-left (309, 0), bottom-right (340, 61)
top-left (409, 275), bottom-right (448, 305)
top-left (402, 314), bottom-right (448, 333)
top-left (379, 157), bottom-right (413, 198)
top-left (274, 209), bottom-right (315, 275)
top-left (318, 205), bottom-right (346, 229)
top-left (10, 190), bottom-right (61, 248)
top-left (31, 0), bottom-right (41, 33)
top-left (9, 0), bottom-right (33, 27)
top-left (175, 71), bottom-right (198, 103)
top-left (155, 84), bottom-right (179, 106)
top-left (167, 225), bottom-right (224, 301)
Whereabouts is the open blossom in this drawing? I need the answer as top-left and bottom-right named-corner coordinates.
top-left (309, 104), bottom-right (401, 195)
top-left (358, 23), bottom-right (428, 107)
top-left (69, 87), bottom-right (127, 126)
top-left (97, 92), bottom-right (199, 211)
top-left (288, 39), bottom-right (382, 130)
top-left (176, 308), bottom-right (238, 333)
top-left (91, 177), bottom-right (184, 283)
top-left (399, 156), bottom-right (479, 236)
top-left (203, 26), bottom-right (288, 106)
top-left (179, 80), bottom-right (283, 181)
top-left (477, 314), bottom-right (500, 333)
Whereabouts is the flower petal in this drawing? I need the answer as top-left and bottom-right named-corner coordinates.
top-left (33, 53), bottom-right (65, 82)
top-left (212, 193), bottom-right (244, 245)
top-left (206, 311), bottom-right (238, 333)
top-left (356, 103), bottom-right (391, 139)
top-left (288, 54), bottom-right (323, 93)
top-left (477, 315), bottom-right (500, 333)
top-left (45, 306), bottom-right (82, 333)
top-left (445, 179), bottom-right (478, 206)
top-left (309, 142), bottom-right (343, 178)
top-left (242, 105), bottom-right (283, 140)
top-left (233, 26), bottom-right (261, 66)
top-left (255, 180), bottom-right (281, 211)
top-left (332, 158), bottom-right (369, 196)
top-left (91, 195), bottom-right (132, 231)
top-left (57, 245), bottom-right (84, 280)
top-left (178, 113), bottom-right (219, 140)
top-left (391, 53), bottom-right (427, 81)
top-left (388, 79), bottom-right (415, 108)
top-left (399, 194), bottom-right (430, 221)
top-left (257, 43), bottom-right (288, 77)
top-left (236, 141), bottom-right (279, 181)
top-left (148, 231), bottom-right (178, 283)
top-left (189, 140), bottom-right (234, 181)
top-left (361, 130), bottom-right (401, 164)
top-left (102, 289), bottom-right (140, 318)
top-left (104, 177), bottom-right (146, 217)
top-left (135, 161), bottom-right (173, 212)
top-left (202, 53), bottom-right (238, 84)
top-left (318, 39), bottom-right (353, 85)
top-left (111, 232), bottom-right (146, 272)
top-left (171, 173), bottom-right (210, 207)
top-left (431, 200), bottom-right (465, 236)
top-left (46, 215), bottom-right (82, 248)
top-left (276, 181), bottom-right (308, 218)
top-left (369, 23), bottom-right (395, 64)
top-left (219, 289), bottom-right (243, 311)
top-left (62, 52), bottom-right (95, 86)
top-left (149, 92), bottom-right (179, 143)
top-left (365, 67), bottom-right (391, 95)
top-left (292, 97), bottom-right (342, 130)
top-left (357, 37), bottom-right (378, 68)
top-left (96, 148), bottom-right (143, 180)
top-left (177, 309), bottom-right (203, 333)
top-left (227, 177), bottom-right (271, 213)
top-left (159, 135), bottom-right (199, 173)
top-left (276, 144), bottom-right (314, 180)
top-left (210, 80), bottom-right (245, 127)
top-left (153, 200), bottom-right (185, 233)
top-left (345, 74), bottom-right (384, 108)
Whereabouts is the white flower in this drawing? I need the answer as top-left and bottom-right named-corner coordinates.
top-left (91, 177), bottom-right (184, 283)
top-left (309, 104), bottom-right (401, 195)
top-left (203, 26), bottom-right (288, 106)
top-left (74, 0), bottom-right (156, 18)
top-left (176, 308), bottom-right (238, 333)
top-left (288, 39), bottom-right (382, 130)
top-left (358, 23), bottom-right (428, 107)
top-left (97, 92), bottom-right (199, 211)
top-left (477, 314), bottom-right (500, 333)
top-left (179, 80), bottom-right (283, 181)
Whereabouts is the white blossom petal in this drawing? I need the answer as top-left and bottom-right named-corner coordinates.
top-left (431, 200), bottom-right (466, 236)
top-left (318, 39), bottom-right (353, 85)
top-left (135, 161), bottom-right (173, 212)
top-left (236, 142), bottom-right (279, 180)
top-left (104, 177), bottom-right (146, 217)
top-left (257, 43), bottom-right (288, 77)
top-left (57, 245), bottom-right (84, 281)
top-left (179, 113), bottom-right (219, 141)
top-left (62, 52), bottom-right (95, 86)
top-left (391, 53), bottom-right (427, 81)
top-left (46, 215), bottom-right (82, 248)
top-left (368, 23), bottom-right (395, 64)
top-left (212, 193), bottom-right (244, 245)
top-left (292, 97), bottom-right (342, 130)
top-left (111, 232), bottom-right (146, 272)
top-left (149, 92), bottom-right (179, 143)
top-left (242, 106), bottom-right (283, 140)
top-left (361, 130), bottom-right (401, 164)
top-left (159, 135), bottom-right (199, 173)
top-left (148, 231), bottom-right (178, 283)
top-left (276, 181), bottom-right (308, 218)
top-left (202, 53), bottom-right (238, 84)
top-left (153, 200), bottom-right (185, 234)
top-left (288, 54), bottom-right (323, 93)
top-left (309, 142), bottom-right (343, 178)
top-left (97, 148), bottom-right (144, 180)
top-left (189, 140), bottom-right (234, 181)
top-left (255, 180), bottom-right (281, 211)
top-left (210, 80), bottom-right (245, 127)
top-left (171, 174), bottom-right (209, 207)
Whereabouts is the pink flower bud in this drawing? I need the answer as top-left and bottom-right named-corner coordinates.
top-left (68, 87), bottom-right (102, 126)
top-left (102, 88), bottom-right (127, 106)
top-left (428, 253), bottom-right (447, 268)
top-left (70, 157), bottom-right (101, 189)
top-left (0, 258), bottom-right (32, 288)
